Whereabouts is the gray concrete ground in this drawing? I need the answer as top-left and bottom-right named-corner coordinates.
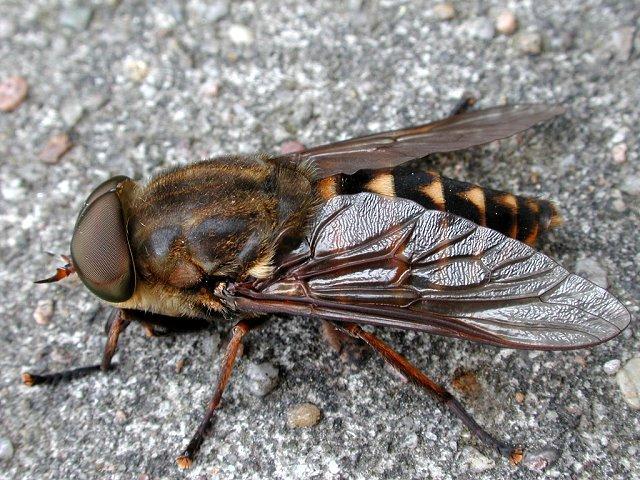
top-left (1, 1), bottom-right (639, 479)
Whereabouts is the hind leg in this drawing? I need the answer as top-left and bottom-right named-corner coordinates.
top-left (334, 322), bottom-right (523, 465)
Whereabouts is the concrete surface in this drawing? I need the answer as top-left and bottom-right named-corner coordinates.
top-left (1, 1), bottom-right (638, 479)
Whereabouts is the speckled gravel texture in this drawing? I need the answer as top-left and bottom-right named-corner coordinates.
top-left (1, 1), bottom-right (639, 479)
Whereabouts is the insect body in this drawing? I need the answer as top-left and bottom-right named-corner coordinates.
top-left (25, 102), bottom-right (630, 468)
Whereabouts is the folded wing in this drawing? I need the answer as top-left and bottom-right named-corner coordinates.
top-left (275, 104), bottom-right (565, 177)
top-left (231, 193), bottom-right (629, 350)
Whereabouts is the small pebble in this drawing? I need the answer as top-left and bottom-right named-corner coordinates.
top-left (2, 178), bottom-right (26, 201)
top-left (199, 81), bottom-right (220, 98)
top-left (33, 299), bottom-right (54, 325)
top-left (0, 76), bottom-right (29, 112)
top-left (272, 125), bottom-right (290, 144)
top-left (292, 102), bottom-right (314, 126)
top-left (82, 92), bottom-right (109, 112)
top-left (152, 5), bottom-right (179, 31)
top-left (616, 358), bottom-right (640, 409)
top-left (175, 358), bottom-right (186, 374)
top-left (611, 128), bottom-right (627, 144)
top-left (459, 446), bottom-right (495, 473)
top-left (188, 0), bottom-right (228, 23)
top-left (559, 154), bottom-right (577, 172)
top-left (0, 437), bottom-right (14, 461)
top-left (59, 6), bottom-right (93, 31)
top-left (565, 404), bottom-right (582, 416)
top-left (611, 143), bottom-right (627, 164)
top-left (620, 175), bottom-right (640, 196)
top-left (610, 27), bottom-right (634, 62)
top-left (465, 18), bottom-right (495, 41)
top-left (0, 18), bottom-right (16, 39)
top-left (287, 402), bottom-right (322, 428)
top-left (612, 198), bottom-right (626, 212)
top-left (280, 140), bottom-right (306, 154)
top-left (244, 361), bottom-right (279, 397)
top-left (38, 133), bottom-right (73, 164)
top-left (228, 24), bottom-right (253, 45)
top-left (60, 99), bottom-right (84, 127)
top-left (495, 11), bottom-right (518, 35)
top-left (401, 432), bottom-right (419, 449)
top-left (204, 1), bottom-right (229, 22)
top-left (523, 448), bottom-right (560, 472)
top-left (603, 359), bottom-right (621, 375)
top-left (517, 32), bottom-right (543, 55)
top-left (114, 410), bottom-right (127, 424)
top-left (515, 392), bottom-right (526, 403)
top-left (124, 59), bottom-right (150, 82)
top-left (574, 257), bottom-right (608, 289)
top-left (433, 3), bottom-right (456, 20)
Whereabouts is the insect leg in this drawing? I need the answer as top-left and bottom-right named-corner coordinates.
top-left (177, 317), bottom-right (265, 469)
top-left (22, 309), bottom-right (131, 386)
top-left (320, 320), bottom-right (369, 364)
top-left (335, 322), bottom-right (523, 465)
top-left (449, 94), bottom-right (477, 116)
top-left (100, 309), bottom-right (131, 370)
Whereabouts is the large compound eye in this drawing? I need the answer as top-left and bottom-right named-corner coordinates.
top-left (70, 177), bottom-right (135, 302)
top-left (76, 175), bottom-right (131, 219)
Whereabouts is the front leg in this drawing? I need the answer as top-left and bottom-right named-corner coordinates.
top-left (22, 308), bottom-right (131, 386)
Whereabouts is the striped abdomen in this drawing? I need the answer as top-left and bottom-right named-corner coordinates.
top-left (316, 167), bottom-right (562, 246)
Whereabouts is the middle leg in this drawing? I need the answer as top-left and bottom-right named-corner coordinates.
top-left (320, 320), bottom-right (369, 364)
top-left (177, 317), bottom-right (266, 469)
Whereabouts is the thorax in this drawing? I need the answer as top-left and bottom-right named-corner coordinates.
top-left (113, 155), bottom-right (318, 317)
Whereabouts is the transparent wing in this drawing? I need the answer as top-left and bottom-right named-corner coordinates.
top-left (275, 104), bottom-right (565, 177)
top-left (230, 193), bottom-right (629, 350)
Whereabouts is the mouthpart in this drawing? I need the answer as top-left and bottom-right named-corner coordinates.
top-left (34, 254), bottom-right (76, 284)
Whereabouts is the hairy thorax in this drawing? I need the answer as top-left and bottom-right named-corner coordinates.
top-left (112, 155), bottom-right (318, 318)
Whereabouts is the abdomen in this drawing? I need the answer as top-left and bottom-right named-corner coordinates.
top-left (316, 167), bottom-right (561, 246)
